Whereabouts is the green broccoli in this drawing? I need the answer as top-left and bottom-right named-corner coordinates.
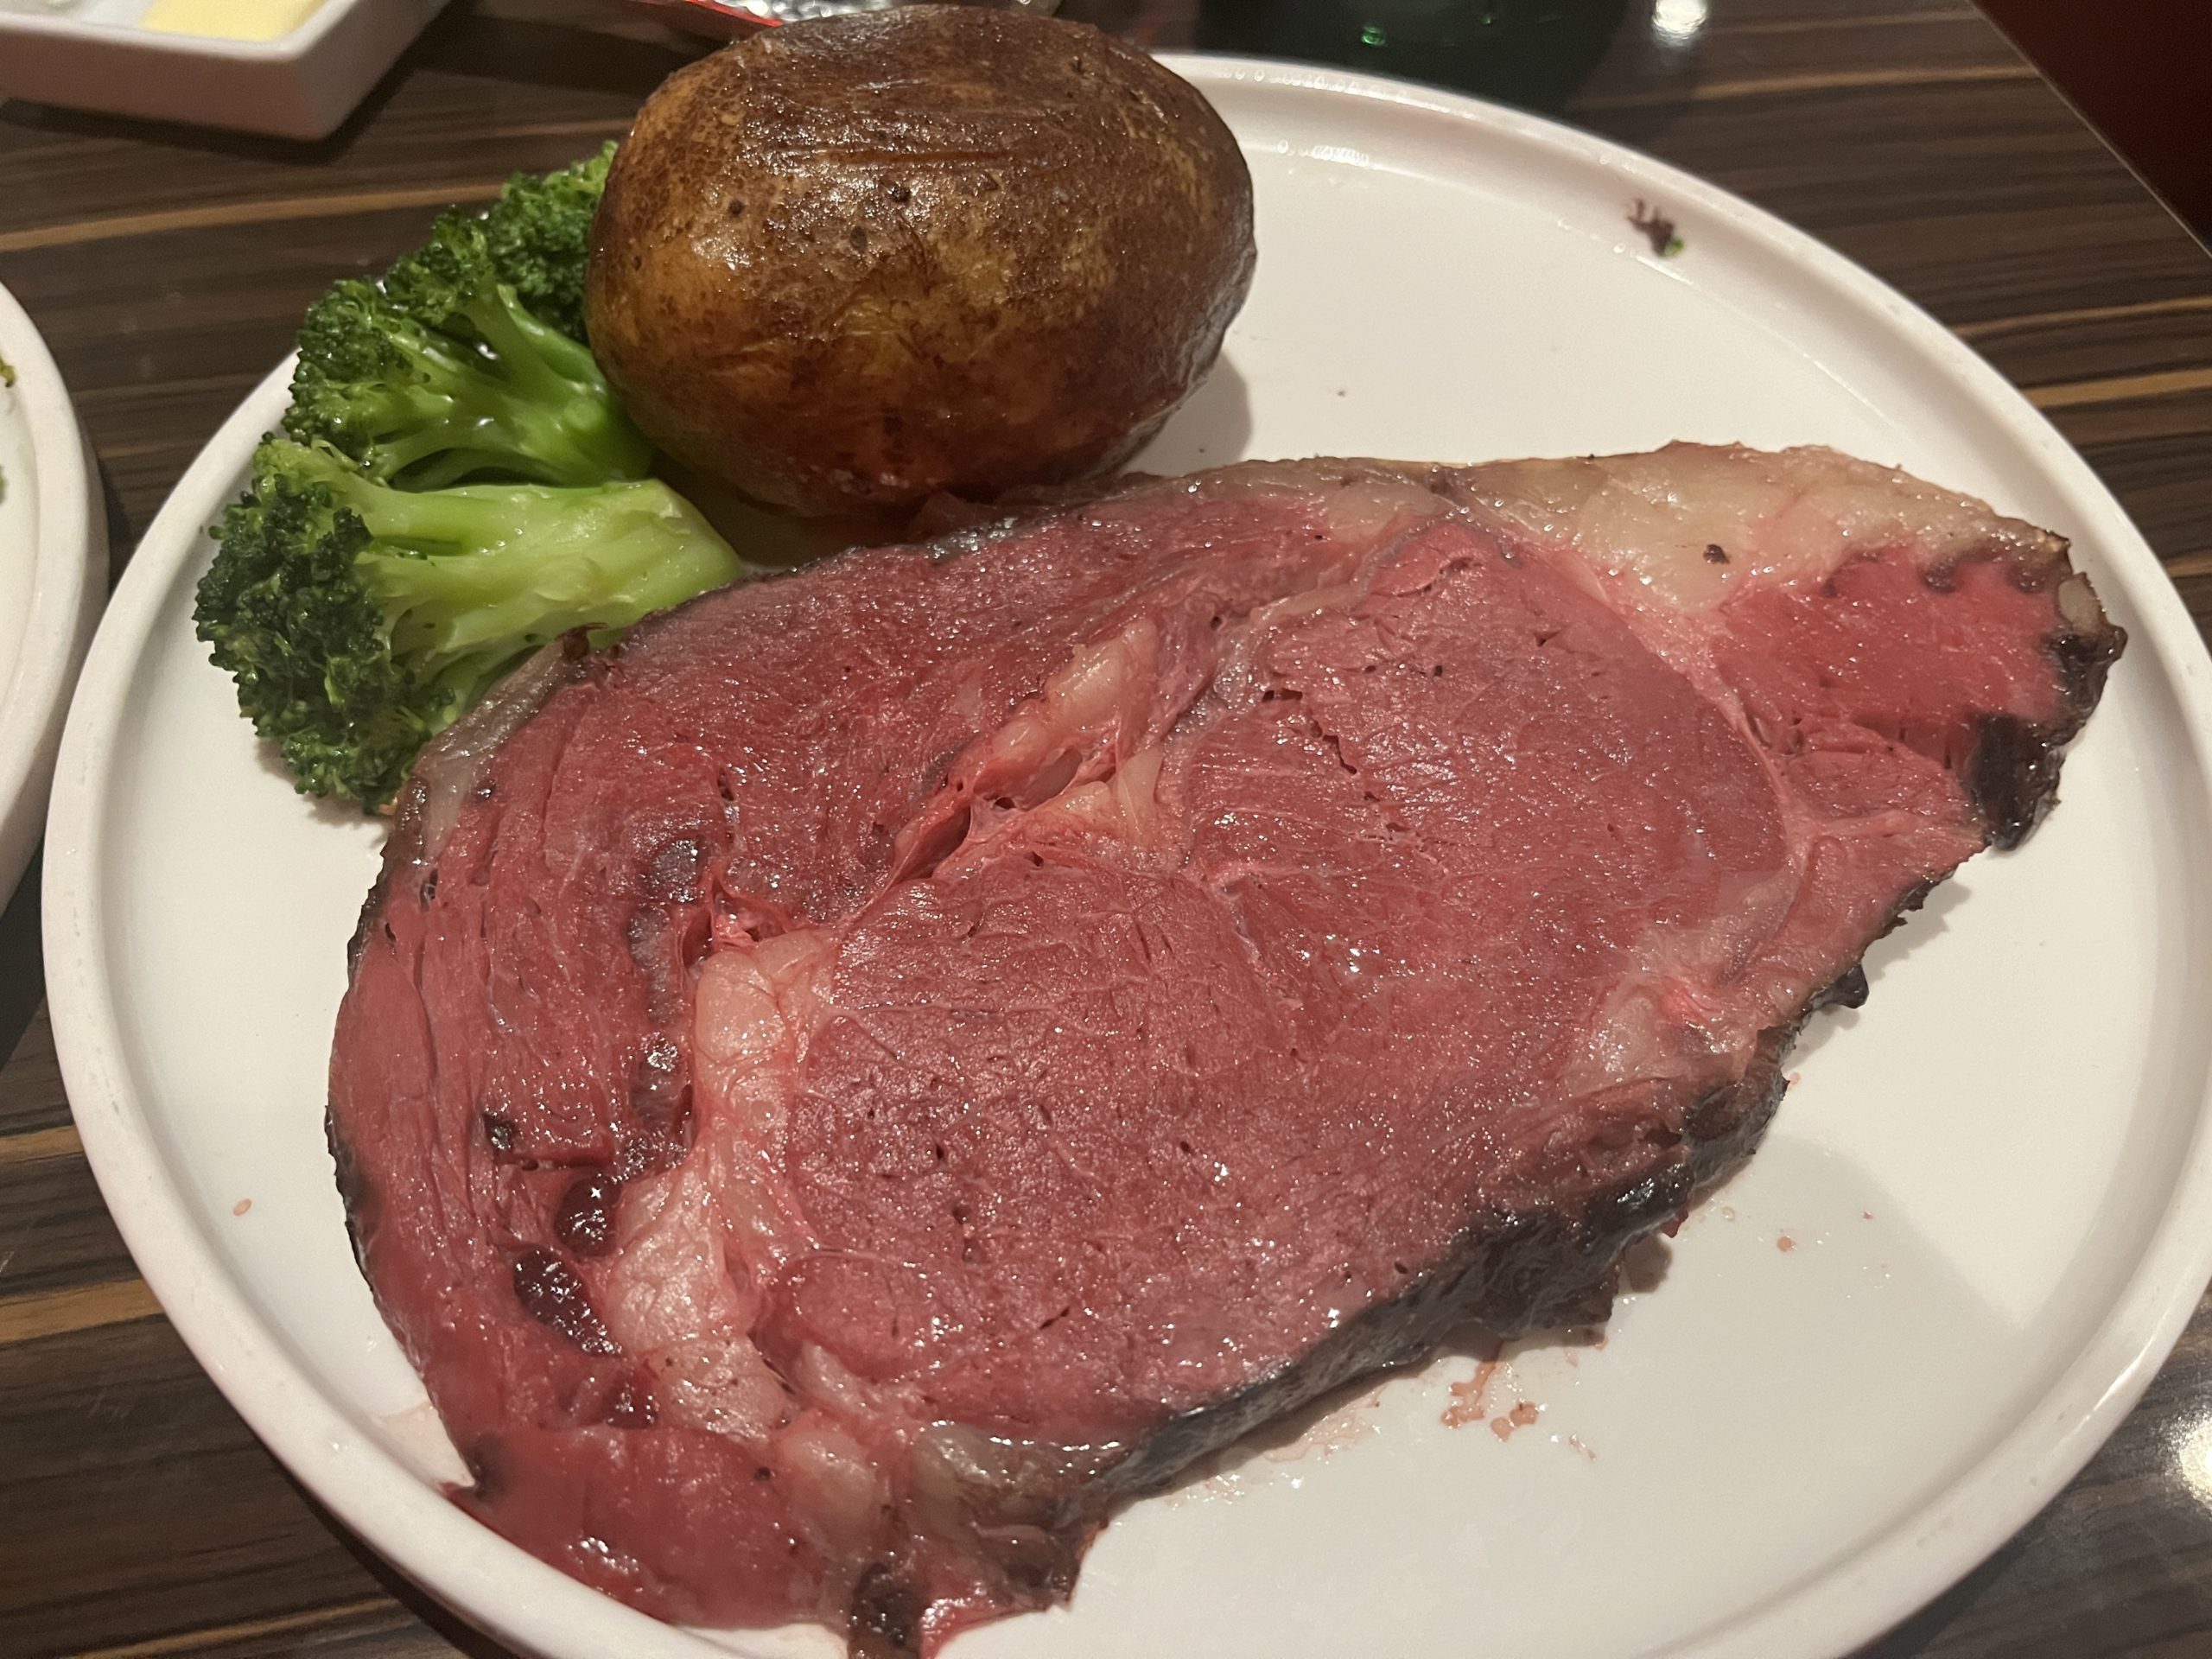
top-left (283, 212), bottom-right (649, 489)
top-left (480, 142), bottom-right (615, 342)
top-left (200, 148), bottom-right (739, 808)
top-left (195, 440), bottom-right (744, 808)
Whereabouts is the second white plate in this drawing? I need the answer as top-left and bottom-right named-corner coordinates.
top-left (45, 57), bottom-right (2212, 1659)
top-left (0, 281), bottom-right (105, 906)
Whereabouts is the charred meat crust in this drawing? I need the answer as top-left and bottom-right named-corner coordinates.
top-left (850, 1566), bottom-right (929, 1659)
top-left (1970, 713), bottom-right (2069, 852)
top-left (1109, 1043), bottom-right (1787, 1495)
top-left (1967, 611), bottom-right (2124, 850)
top-left (836, 1050), bottom-right (1789, 1651)
top-left (869, 1029), bottom-right (1790, 1641)
top-left (327, 1109), bottom-right (374, 1278)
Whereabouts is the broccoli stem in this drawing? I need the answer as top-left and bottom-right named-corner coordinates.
top-left (445, 278), bottom-right (626, 444)
top-left (382, 294), bottom-right (647, 488)
top-left (291, 219), bottom-right (651, 491)
top-left (302, 447), bottom-right (745, 699)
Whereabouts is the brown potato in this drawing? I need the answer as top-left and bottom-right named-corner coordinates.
top-left (585, 7), bottom-right (1255, 518)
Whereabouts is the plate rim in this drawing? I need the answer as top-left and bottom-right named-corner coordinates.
top-left (0, 279), bottom-right (106, 905)
top-left (41, 55), bottom-right (2212, 1659)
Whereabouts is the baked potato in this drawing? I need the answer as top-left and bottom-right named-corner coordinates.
top-left (585, 7), bottom-right (1255, 518)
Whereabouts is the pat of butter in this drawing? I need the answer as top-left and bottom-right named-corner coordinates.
top-left (139, 0), bottom-right (327, 41)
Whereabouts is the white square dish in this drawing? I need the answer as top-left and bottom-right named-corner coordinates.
top-left (0, 0), bottom-right (448, 140)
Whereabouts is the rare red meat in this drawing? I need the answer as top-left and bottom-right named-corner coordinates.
top-left (327, 445), bottom-right (2120, 1654)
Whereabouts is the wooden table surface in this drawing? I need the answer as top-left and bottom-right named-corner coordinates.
top-left (3, 2), bottom-right (2209, 1655)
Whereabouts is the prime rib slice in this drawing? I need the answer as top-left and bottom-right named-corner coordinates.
top-left (327, 444), bottom-right (2121, 1655)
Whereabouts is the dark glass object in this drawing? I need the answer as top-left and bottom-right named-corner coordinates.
top-left (1195, 0), bottom-right (1630, 112)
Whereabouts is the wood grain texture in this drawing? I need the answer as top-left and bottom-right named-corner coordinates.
top-left (0, 2), bottom-right (2208, 1656)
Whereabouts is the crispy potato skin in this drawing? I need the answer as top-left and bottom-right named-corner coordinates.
top-left (585, 9), bottom-right (1255, 517)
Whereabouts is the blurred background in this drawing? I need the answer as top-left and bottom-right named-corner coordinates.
top-left (1178, 0), bottom-right (2209, 244)
top-left (1978, 0), bottom-right (2209, 243)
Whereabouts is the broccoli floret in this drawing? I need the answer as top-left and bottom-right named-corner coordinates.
top-left (195, 439), bottom-right (745, 808)
top-left (480, 142), bottom-right (614, 342)
top-left (284, 212), bottom-right (649, 490)
top-left (205, 149), bottom-right (728, 806)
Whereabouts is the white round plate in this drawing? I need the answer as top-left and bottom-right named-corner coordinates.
top-left (0, 281), bottom-right (105, 903)
top-left (43, 58), bottom-right (2212, 1659)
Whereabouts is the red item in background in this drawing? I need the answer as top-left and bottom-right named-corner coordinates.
top-left (1980, 0), bottom-right (2212, 239)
